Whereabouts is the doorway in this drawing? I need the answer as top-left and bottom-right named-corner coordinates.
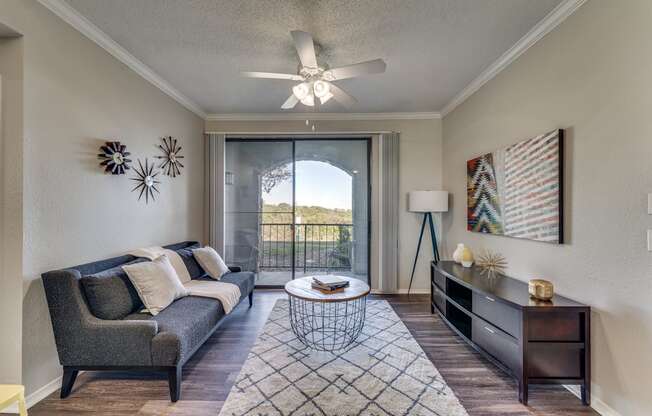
top-left (224, 138), bottom-right (370, 287)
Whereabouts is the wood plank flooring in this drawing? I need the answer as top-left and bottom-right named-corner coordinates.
top-left (19, 291), bottom-right (598, 416)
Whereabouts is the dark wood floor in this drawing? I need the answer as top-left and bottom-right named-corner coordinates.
top-left (21, 291), bottom-right (598, 416)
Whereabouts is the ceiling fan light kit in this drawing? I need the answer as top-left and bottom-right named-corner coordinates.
top-left (242, 30), bottom-right (386, 110)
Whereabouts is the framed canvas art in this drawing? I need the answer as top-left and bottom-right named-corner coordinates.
top-left (467, 129), bottom-right (564, 244)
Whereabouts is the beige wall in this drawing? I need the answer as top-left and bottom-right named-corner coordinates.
top-left (0, 34), bottom-right (24, 385)
top-left (442, 1), bottom-right (652, 414)
top-left (206, 118), bottom-right (443, 292)
top-left (1, 0), bottom-right (205, 396)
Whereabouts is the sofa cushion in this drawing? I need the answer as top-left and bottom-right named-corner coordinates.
top-left (175, 243), bottom-right (205, 279)
top-left (125, 296), bottom-right (225, 365)
top-left (192, 246), bottom-right (230, 280)
top-left (219, 271), bottom-right (255, 302)
top-left (81, 259), bottom-right (145, 320)
top-left (123, 255), bottom-right (190, 316)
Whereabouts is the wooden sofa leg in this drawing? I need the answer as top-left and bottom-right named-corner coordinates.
top-left (249, 292), bottom-right (253, 308)
top-left (60, 367), bottom-right (78, 399)
top-left (168, 366), bottom-right (182, 402)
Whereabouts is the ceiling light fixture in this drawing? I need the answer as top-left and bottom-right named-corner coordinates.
top-left (242, 31), bottom-right (386, 110)
top-left (292, 82), bottom-right (310, 100)
top-left (313, 80), bottom-right (330, 98)
top-left (319, 91), bottom-right (333, 104)
top-left (300, 94), bottom-right (315, 107)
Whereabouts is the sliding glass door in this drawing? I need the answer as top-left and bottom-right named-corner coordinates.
top-left (224, 138), bottom-right (369, 287)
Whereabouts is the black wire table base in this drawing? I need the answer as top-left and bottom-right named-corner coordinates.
top-left (288, 295), bottom-right (367, 351)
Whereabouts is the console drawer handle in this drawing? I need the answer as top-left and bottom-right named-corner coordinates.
top-left (485, 296), bottom-right (495, 302)
top-left (484, 326), bottom-right (495, 334)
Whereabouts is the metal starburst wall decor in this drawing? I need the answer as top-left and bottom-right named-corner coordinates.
top-left (98, 141), bottom-right (131, 174)
top-left (130, 158), bottom-right (160, 203)
top-left (156, 136), bottom-right (184, 177)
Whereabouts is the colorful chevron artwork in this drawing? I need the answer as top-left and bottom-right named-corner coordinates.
top-left (467, 154), bottom-right (504, 234)
top-left (466, 129), bottom-right (563, 244)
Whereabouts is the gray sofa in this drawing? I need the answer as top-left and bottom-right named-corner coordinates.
top-left (42, 241), bottom-right (255, 402)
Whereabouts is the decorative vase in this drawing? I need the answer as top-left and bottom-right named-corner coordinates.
top-left (452, 244), bottom-right (465, 264)
top-left (461, 247), bottom-right (474, 268)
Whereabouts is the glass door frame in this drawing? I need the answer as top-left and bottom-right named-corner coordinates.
top-left (225, 136), bottom-right (372, 288)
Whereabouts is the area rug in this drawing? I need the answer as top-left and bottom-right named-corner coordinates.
top-left (218, 300), bottom-right (468, 416)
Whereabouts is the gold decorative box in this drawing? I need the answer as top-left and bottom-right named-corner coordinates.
top-left (528, 279), bottom-right (554, 301)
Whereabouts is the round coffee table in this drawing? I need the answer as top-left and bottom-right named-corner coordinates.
top-left (285, 276), bottom-right (370, 351)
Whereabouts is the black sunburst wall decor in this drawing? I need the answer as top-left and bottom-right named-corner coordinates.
top-left (98, 141), bottom-right (131, 174)
top-left (130, 158), bottom-right (160, 203)
top-left (156, 136), bottom-right (184, 177)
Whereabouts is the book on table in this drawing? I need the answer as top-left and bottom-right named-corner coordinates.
top-left (312, 276), bottom-right (349, 291)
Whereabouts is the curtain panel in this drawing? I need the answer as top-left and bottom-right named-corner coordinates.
top-left (377, 132), bottom-right (400, 292)
top-left (205, 133), bottom-right (225, 253)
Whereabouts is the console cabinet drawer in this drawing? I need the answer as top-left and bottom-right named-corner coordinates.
top-left (432, 283), bottom-right (445, 314)
top-left (472, 319), bottom-right (520, 373)
top-left (432, 267), bottom-right (446, 291)
top-left (472, 292), bottom-right (521, 339)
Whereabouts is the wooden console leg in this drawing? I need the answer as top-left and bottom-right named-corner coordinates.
top-left (581, 384), bottom-right (590, 406)
top-left (168, 366), bottom-right (182, 402)
top-left (60, 367), bottom-right (78, 398)
top-left (518, 379), bottom-right (528, 405)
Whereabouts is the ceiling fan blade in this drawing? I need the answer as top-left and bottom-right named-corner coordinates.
top-left (241, 71), bottom-right (304, 81)
top-left (325, 59), bottom-right (387, 81)
top-left (290, 30), bottom-right (318, 69)
top-left (329, 83), bottom-right (357, 108)
top-left (281, 94), bottom-right (299, 109)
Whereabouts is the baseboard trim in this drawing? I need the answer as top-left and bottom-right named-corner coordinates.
top-left (564, 385), bottom-right (620, 416)
top-left (371, 289), bottom-right (429, 295)
top-left (3, 375), bottom-right (62, 413)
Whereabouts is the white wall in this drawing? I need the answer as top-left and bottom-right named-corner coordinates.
top-left (205, 118), bottom-right (443, 292)
top-left (0, 34), bottom-right (23, 386)
top-left (442, 1), bottom-right (652, 414)
top-left (1, 0), bottom-right (205, 397)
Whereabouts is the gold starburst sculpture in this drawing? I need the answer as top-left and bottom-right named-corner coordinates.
top-left (477, 250), bottom-right (507, 277)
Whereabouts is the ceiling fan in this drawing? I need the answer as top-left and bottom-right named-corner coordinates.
top-left (242, 30), bottom-right (386, 110)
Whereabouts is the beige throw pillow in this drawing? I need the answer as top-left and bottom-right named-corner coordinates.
top-left (122, 255), bottom-right (189, 315)
top-left (192, 246), bottom-right (230, 280)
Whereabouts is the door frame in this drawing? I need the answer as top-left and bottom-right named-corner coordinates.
top-left (224, 136), bottom-right (372, 288)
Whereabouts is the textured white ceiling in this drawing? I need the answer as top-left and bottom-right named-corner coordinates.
top-left (64, 0), bottom-right (562, 114)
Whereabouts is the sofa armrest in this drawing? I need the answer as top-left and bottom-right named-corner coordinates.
top-left (43, 269), bottom-right (159, 367)
top-left (77, 317), bottom-right (159, 366)
top-left (228, 265), bottom-right (242, 273)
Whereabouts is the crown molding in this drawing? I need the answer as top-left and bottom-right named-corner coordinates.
top-left (440, 0), bottom-right (587, 117)
top-left (206, 112), bottom-right (441, 121)
top-left (37, 0), bottom-right (207, 119)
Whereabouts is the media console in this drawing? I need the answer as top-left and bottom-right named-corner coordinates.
top-left (431, 261), bottom-right (590, 405)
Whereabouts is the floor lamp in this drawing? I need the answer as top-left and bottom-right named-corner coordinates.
top-left (408, 190), bottom-right (449, 295)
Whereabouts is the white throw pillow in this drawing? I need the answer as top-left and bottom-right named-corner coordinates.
top-left (122, 255), bottom-right (189, 315)
top-left (192, 246), bottom-right (230, 280)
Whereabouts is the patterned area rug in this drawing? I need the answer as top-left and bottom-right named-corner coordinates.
top-left (219, 300), bottom-right (468, 416)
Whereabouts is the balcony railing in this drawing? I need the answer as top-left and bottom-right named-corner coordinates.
top-left (259, 223), bottom-right (353, 273)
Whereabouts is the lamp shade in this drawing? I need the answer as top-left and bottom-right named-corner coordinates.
top-left (408, 190), bottom-right (448, 213)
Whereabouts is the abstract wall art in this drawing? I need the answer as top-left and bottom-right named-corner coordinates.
top-left (467, 129), bottom-right (564, 244)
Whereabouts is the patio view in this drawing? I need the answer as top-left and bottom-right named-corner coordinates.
top-left (224, 139), bottom-right (369, 286)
